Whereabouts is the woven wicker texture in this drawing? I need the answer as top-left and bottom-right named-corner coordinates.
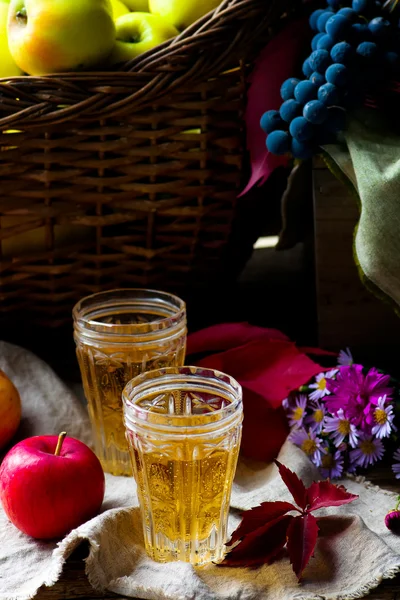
top-left (0, 0), bottom-right (293, 326)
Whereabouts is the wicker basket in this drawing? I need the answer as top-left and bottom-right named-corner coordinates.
top-left (0, 0), bottom-right (292, 327)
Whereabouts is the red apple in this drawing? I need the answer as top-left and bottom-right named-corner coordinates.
top-left (0, 432), bottom-right (105, 540)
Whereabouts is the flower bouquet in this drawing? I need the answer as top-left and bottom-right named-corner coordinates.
top-left (284, 349), bottom-right (400, 480)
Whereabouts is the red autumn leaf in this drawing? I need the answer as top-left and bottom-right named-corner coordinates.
top-left (274, 460), bottom-right (307, 510)
top-left (306, 481), bottom-right (359, 512)
top-left (186, 323), bottom-right (288, 356)
top-left (195, 338), bottom-right (326, 409)
top-left (221, 514), bottom-right (293, 568)
top-left (287, 514), bottom-right (319, 581)
top-left (228, 501), bottom-right (298, 546)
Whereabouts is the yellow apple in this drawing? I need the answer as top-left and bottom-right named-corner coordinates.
top-left (8, 0), bottom-right (116, 75)
top-left (108, 12), bottom-right (178, 65)
top-left (110, 0), bottom-right (129, 20)
top-left (0, 3), bottom-right (23, 76)
top-left (149, 0), bottom-right (220, 30)
top-left (122, 0), bottom-right (149, 10)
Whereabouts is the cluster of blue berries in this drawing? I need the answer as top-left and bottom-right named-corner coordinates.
top-left (261, 0), bottom-right (399, 159)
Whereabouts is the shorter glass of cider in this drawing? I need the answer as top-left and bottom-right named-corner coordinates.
top-left (122, 366), bottom-right (243, 566)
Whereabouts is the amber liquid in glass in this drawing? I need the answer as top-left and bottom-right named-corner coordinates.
top-left (76, 312), bottom-right (186, 476)
top-left (126, 391), bottom-right (241, 565)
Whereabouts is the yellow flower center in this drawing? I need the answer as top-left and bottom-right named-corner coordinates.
top-left (322, 454), bottom-right (334, 469)
top-left (317, 378), bottom-right (327, 392)
top-left (338, 419), bottom-right (351, 435)
top-left (374, 408), bottom-right (387, 426)
top-left (360, 439), bottom-right (376, 456)
top-left (293, 407), bottom-right (304, 421)
top-left (313, 409), bottom-right (324, 423)
top-left (301, 439), bottom-right (317, 456)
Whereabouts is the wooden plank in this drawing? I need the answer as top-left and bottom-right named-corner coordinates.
top-left (313, 158), bottom-right (400, 351)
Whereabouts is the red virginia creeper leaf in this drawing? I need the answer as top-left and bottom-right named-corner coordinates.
top-left (287, 514), bottom-right (319, 580)
top-left (220, 514), bottom-right (293, 568)
top-left (275, 460), bottom-right (307, 510)
top-left (195, 338), bottom-right (326, 409)
top-left (228, 501), bottom-right (298, 546)
top-left (306, 481), bottom-right (358, 512)
top-left (186, 323), bottom-right (289, 356)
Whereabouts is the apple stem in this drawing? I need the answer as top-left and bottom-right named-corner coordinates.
top-left (54, 432), bottom-right (67, 456)
top-left (16, 8), bottom-right (27, 24)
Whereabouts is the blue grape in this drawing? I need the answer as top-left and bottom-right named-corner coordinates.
top-left (331, 42), bottom-right (354, 64)
top-left (294, 80), bottom-right (318, 104)
top-left (304, 100), bottom-right (328, 124)
top-left (280, 100), bottom-right (302, 123)
top-left (291, 139), bottom-right (315, 159)
top-left (325, 107), bottom-right (347, 132)
top-left (326, 14), bottom-right (352, 40)
top-left (351, 23), bottom-right (371, 44)
top-left (312, 32), bottom-right (326, 51)
top-left (303, 59), bottom-right (313, 78)
top-left (310, 71), bottom-right (326, 86)
top-left (266, 131), bottom-right (291, 155)
top-left (385, 51), bottom-right (400, 71)
top-left (352, 0), bottom-right (373, 12)
top-left (281, 78), bottom-right (300, 101)
top-left (326, 63), bottom-right (350, 86)
top-left (318, 82), bottom-right (340, 106)
top-left (356, 41), bottom-right (378, 60)
top-left (327, 0), bottom-right (342, 8)
top-left (309, 49), bottom-right (331, 74)
top-left (260, 110), bottom-right (285, 134)
top-left (317, 11), bottom-right (335, 33)
top-left (368, 17), bottom-right (391, 38)
top-left (317, 34), bottom-right (336, 51)
top-left (290, 117), bottom-right (314, 142)
top-left (310, 9), bottom-right (328, 31)
top-left (338, 8), bottom-right (358, 21)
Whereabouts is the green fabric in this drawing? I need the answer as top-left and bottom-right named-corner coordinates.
top-left (322, 110), bottom-right (400, 309)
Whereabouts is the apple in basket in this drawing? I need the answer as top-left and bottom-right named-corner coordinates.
top-left (108, 12), bottom-right (178, 65)
top-left (7, 0), bottom-right (116, 76)
top-left (149, 0), bottom-right (221, 30)
top-left (110, 0), bottom-right (130, 20)
top-left (0, 432), bottom-right (105, 539)
top-left (0, 2), bottom-right (23, 77)
top-left (122, 0), bottom-right (149, 10)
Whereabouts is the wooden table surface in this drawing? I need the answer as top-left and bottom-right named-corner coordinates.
top-left (32, 466), bottom-right (400, 600)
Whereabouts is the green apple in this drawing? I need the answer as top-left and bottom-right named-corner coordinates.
top-left (122, 0), bottom-right (149, 10)
top-left (0, 3), bottom-right (23, 76)
top-left (108, 12), bottom-right (178, 65)
top-left (8, 0), bottom-right (116, 75)
top-left (149, 0), bottom-right (220, 30)
top-left (110, 0), bottom-right (129, 20)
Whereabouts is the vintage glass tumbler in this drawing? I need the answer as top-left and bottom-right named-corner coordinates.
top-left (73, 289), bottom-right (187, 476)
top-left (123, 366), bottom-right (243, 566)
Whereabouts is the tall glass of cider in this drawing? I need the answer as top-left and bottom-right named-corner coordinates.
top-left (73, 289), bottom-right (186, 476)
top-left (122, 366), bottom-right (243, 566)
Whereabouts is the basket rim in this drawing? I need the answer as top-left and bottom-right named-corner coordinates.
top-left (0, 0), bottom-right (291, 126)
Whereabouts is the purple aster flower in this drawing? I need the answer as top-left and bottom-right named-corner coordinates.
top-left (305, 401), bottom-right (326, 433)
top-left (371, 395), bottom-right (396, 439)
top-left (338, 348), bottom-right (354, 366)
top-left (290, 427), bottom-right (326, 467)
top-left (349, 433), bottom-right (385, 469)
top-left (326, 365), bottom-right (393, 430)
top-left (323, 408), bottom-right (359, 448)
top-left (309, 369), bottom-right (338, 401)
top-left (287, 394), bottom-right (308, 428)
top-left (392, 449), bottom-right (400, 480)
top-left (320, 449), bottom-right (344, 479)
